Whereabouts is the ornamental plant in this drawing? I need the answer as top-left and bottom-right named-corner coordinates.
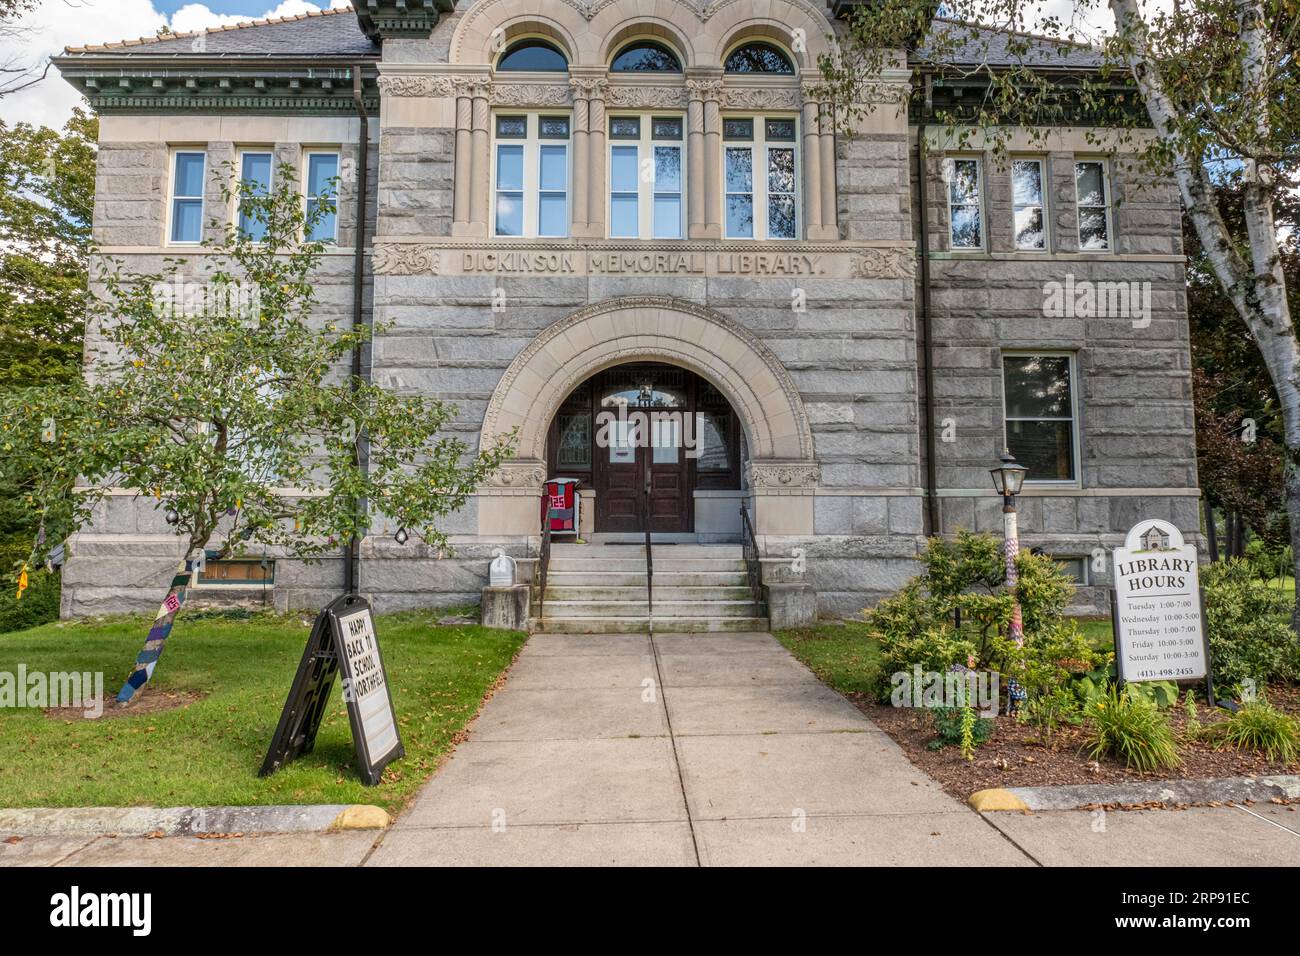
top-left (0, 162), bottom-right (512, 702)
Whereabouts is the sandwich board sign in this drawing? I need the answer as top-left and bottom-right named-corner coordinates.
top-left (1110, 518), bottom-right (1213, 698)
top-left (260, 594), bottom-right (404, 785)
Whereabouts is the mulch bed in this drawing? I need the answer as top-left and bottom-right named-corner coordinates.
top-left (44, 688), bottom-right (206, 721)
top-left (845, 684), bottom-right (1300, 801)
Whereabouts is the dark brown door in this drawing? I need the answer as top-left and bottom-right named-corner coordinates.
top-left (593, 365), bottom-right (692, 534)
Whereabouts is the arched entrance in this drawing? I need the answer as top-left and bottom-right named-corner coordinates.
top-left (477, 297), bottom-right (819, 537)
top-left (547, 362), bottom-right (744, 535)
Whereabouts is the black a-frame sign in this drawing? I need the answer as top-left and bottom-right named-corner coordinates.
top-left (259, 594), bottom-right (404, 786)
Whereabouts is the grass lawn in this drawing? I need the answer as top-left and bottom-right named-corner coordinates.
top-left (0, 608), bottom-right (525, 812)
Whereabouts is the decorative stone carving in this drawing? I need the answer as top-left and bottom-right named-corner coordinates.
top-left (482, 460), bottom-right (547, 492)
top-left (722, 86), bottom-right (803, 110)
top-left (606, 85), bottom-right (689, 109)
top-left (686, 78), bottom-right (724, 100)
top-left (490, 83), bottom-right (573, 107)
top-left (851, 247), bottom-right (917, 279)
top-left (748, 461), bottom-right (822, 490)
top-left (373, 243), bottom-right (441, 276)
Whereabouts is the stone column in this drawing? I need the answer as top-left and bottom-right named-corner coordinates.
top-left (569, 80), bottom-right (591, 236)
top-left (800, 91), bottom-right (823, 238)
top-left (700, 81), bottom-right (723, 239)
top-left (818, 101), bottom-right (838, 237)
top-left (468, 82), bottom-right (491, 237)
top-left (586, 81), bottom-right (607, 237)
top-left (452, 83), bottom-right (474, 235)
top-left (687, 82), bottom-right (708, 238)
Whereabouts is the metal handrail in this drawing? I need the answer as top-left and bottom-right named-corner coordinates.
top-left (739, 503), bottom-right (765, 609)
top-left (642, 490), bottom-right (653, 635)
top-left (537, 509), bottom-right (552, 619)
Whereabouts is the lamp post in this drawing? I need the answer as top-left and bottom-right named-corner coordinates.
top-left (990, 448), bottom-right (1028, 713)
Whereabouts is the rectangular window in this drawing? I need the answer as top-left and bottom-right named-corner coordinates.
top-left (1011, 158), bottom-right (1046, 251)
top-left (723, 116), bottom-right (799, 240)
top-left (1053, 557), bottom-right (1089, 585)
top-left (169, 150), bottom-right (206, 244)
top-left (607, 115), bottom-right (684, 239)
top-left (194, 558), bottom-right (274, 587)
top-left (946, 156), bottom-right (982, 249)
top-left (237, 151), bottom-right (273, 242)
top-left (1002, 354), bottom-right (1077, 483)
top-left (1075, 159), bottom-right (1111, 250)
top-left (493, 114), bottom-right (571, 238)
top-left (305, 151), bottom-right (339, 243)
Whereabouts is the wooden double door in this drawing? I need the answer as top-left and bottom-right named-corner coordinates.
top-left (546, 363), bottom-right (742, 534)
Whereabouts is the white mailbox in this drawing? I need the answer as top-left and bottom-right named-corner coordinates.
top-left (489, 551), bottom-right (517, 587)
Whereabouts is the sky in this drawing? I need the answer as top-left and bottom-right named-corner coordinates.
top-left (0, 0), bottom-right (355, 129)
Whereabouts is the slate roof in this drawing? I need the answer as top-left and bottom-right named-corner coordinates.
top-left (915, 18), bottom-right (1106, 70)
top-left (60, 6), bottom-right (375, 59)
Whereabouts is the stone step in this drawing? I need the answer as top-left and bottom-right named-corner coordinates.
top-left (532, 616), bottom-right (771, 634)
top-left (550, 557), bottom-right (747, 574)
top-left (543, 585), bottom-right (753, 602)
top-left (544, 570), bottom-right (749, 588)
top-left (543, 599), bottom-right (762, 619)
top-left (548, 556), bottom-right (647, 572)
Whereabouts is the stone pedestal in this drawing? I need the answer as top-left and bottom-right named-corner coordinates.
top-left (480, 585), bottom-right (530, 631)
top-left (766, 582), bottom-right (817, 629)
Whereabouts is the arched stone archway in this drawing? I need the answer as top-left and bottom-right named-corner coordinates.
top-left (477, 297), bottom-right (819, 536)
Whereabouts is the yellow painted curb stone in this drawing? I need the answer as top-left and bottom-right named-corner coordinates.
top-left (968, 789), bottom-right (1030, 812)
top-left (330, 805), bottom-right (391, 830)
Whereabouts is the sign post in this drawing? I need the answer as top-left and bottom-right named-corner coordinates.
top-left (260, 594), bottom-right (404, 785)
top-left (1110, 519), bottom-right (1214, 704)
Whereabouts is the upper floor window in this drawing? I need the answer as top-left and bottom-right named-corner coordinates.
top-left (237, 150), bottom-right (273, 242)
top-left (1075, 159), bottom-right (1111, 251)
top-left (724, 41), bottom-right (794, 74)
top-left (946, 156), bottom-right (982, 249)
top-left (496, 39), bottom-right (568, 72)
top-left (724, 117), bottom-right (798, 239)
top-left (494, 114), bottom-right (570, 238)
top-left (1012, 158), bottom-right (1046, 251)
top-left (304, 151), bottom-right (339, 244)
top-left (169, 150), bottom-right (206, 244)
top-left (611, 40), bottom-right (681, 72)
top-left (1002, 353), bottom-right (1077, 483)
top-left (609, 115), bottom-right (684, 239)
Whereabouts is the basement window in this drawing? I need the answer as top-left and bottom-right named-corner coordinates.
top-left (193, 558), bottom-right (275, 587)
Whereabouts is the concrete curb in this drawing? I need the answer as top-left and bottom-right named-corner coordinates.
top-left (0, 804), bottom-right (391, 837)
top-left (969, 774), bottom-right (1300, 812)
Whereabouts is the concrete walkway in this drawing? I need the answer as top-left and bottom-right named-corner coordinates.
top-left (5, 630), bottom-right (1298, 866)
top-left (364, 630), bottom-right (1029, 866)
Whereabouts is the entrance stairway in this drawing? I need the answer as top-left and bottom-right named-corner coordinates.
top-left (534, 543), bottom-right (768, 633)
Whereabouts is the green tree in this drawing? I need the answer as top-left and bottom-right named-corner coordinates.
top-left (821, 0), bottom-right (1300, 627)
top-left (0, 163), bottom-right (513, 702)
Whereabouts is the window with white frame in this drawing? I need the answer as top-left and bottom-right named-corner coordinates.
top-left (304, 151), bottom-right (339, 243)
top-left (723, 117), bottom-right (798, 240)
top-left (946, 156), bottom-right (982, 249)
top-left (1002, 353), bottom-right (1078, 483)
top-left (1074, 159), bottom-right (1111, 250)
top-left (608, 115), bottom-right (684, 239)
top-left (1011, 158), bottom-right (1046, 251)
top-left (493, 114), bottom-right (570, 238)
top-left (169, 150), bottom-right (206, 244)
top-left (236, 150), bottom-right (273, 241)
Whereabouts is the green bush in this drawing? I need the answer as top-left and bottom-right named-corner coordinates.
top-left (1243, 538), bottom-right (1292, 582)
top-left (1086, 686), bottom-right (1181, 772)
top-left (928, 704), bottom-right (994, 759)
top-left (1201, 559), bottom-right (1300, 692)
top-left (0, 568), bottom-right (61, 634)
top-left (1215, 701), bottom-right (1299, 763)
top-left (867, 531), bottom-right (1107, 706)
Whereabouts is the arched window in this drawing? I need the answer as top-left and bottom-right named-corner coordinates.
top-left (610, 40), bottom-right (682, 73)
top-left (496, 39), bottom-right (568, 72)
top-left (724, 41), bottom-right (794, 74)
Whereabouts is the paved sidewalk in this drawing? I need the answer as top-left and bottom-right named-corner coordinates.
top-left (364, 630), bottom-right (1028, 866)
top-left (5, 630), bottom-right (1298, 866)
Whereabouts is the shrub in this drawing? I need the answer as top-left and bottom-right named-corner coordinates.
top-left (0, 569), bottom-right (60, 634)
top-left (928, 704), bottom-right (994, 759)
top-left (1086, 686), bottom-right (1181, 772)
top-left (867, 531), bottom-right (1107, 707)
top-left (1019, 685), bottom-right (1082, 745)
top-left (1201, 559), bottom-right (1300, 691)
top-left (1215, 701), bottom-right (1300, 763)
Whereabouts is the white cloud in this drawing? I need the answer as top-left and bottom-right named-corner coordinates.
top-left (0, 0), bottom-right (353, 131)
